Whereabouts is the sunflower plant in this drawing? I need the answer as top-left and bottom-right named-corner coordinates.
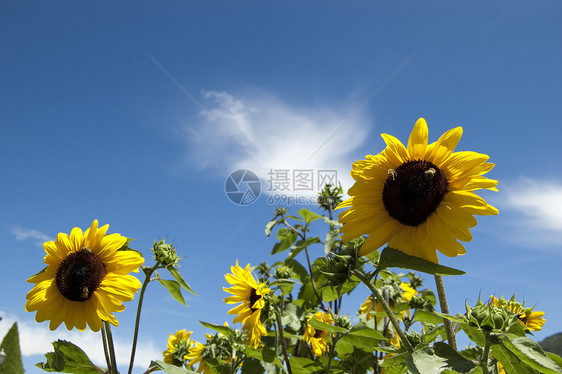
top-left (17, 117), bottom-right (562, 374)
top-left (24, 221), bottom-right (196, 374)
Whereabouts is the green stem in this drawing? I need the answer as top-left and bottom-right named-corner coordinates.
top-left (434, 275), bottom-right (458, 351)
top-left (275, 308), bottom-right (293, 374)
top-left (103, 321), bottom-right (118, 374)
top-left (101, 325), bottom-right (111, 372)
top-left (128, 266), bottom-right (159, 374)
top-left (481, 332), bottom-right (491, 374)
top-left (353, 269), bottom-right (413, 353)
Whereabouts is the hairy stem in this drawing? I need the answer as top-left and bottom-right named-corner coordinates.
top-left (100, 325), bottom-right (111, 372)
top-left (481, 332), bottom-right (491, 374)
top-left (275, 308), bottom-right (293, 374)
top-left (353, 270), bottom-right (413, 353)
top-left (435, 275), bottom-right (457, 351)
top-left (128, 266), bottom-right (158, 374)
top-left (103, 321), bottom-right (118, 374)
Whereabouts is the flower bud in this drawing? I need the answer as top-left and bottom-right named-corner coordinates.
top-left (334, 315), bottom-right (352, 330)
top-left (274, 265), bottom-right (293, 279)
top-left (152, 239), bottom-right (180, 269)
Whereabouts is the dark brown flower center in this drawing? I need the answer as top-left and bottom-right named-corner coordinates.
top-left (249, 288), bottom-right (262, 312)
top-left (55, 247), bottom-right (107, 302)
top-left (313, 329), bottom-right (325, 339)
top-left (382, 160), bottom-right (448, 226)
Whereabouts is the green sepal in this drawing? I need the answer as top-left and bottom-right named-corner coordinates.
top-left (199, 321), bottom-right (233, 337)
top-left (377, 247), bottom-right (465, 276)
top-left (36, 340), bottom-right (103, 373)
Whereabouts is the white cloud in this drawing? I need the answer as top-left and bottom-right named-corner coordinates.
top-left (497, 179), bottom-right (562, 247)
top-left (184, 90), bottom-right (371, 197)
top-left (0, 312), bottom-right (159, 372)
top-left (503, 179), bottom-right (562, 232)
top-left (9, 226), bottom-right (51, 246)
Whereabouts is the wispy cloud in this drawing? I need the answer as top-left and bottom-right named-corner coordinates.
top-left (497, 178), bottom-right (562, 247)
top-left (0, 312), bottom-right (159, 371)
top-left (183, 90), bottom-right (371, 196)
top-left (9, 226), bottom-right (51, 246)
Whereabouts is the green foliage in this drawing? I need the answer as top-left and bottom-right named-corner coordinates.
top-left (37, 340), bottom-right (103, 373)
top-left (0, 322), bottom-right (24, 374)
top-left (378, 247), bottom-right (466, 276)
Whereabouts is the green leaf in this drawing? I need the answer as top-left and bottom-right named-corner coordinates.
top-left (307, 318), bottom-right (347, 334)
top-left (199, 321), bottom-right (233, 337)
top-left (168, 268), bottom-right (197, 296)
top-left (324, 228), bottom-right (340, 256)
top-left (286, 237), bottom-right (321, 260)
top-left (241, 358), bottom-right (265, 374)
top-left (37, 340), bottom-right (102, 373)
top-left (546, 352), bottom-right (562, 371)
top-left (298, 208), bottom-right (322, 224)
top-left (271, 228), bottom-right (299, 255)
top-left (265, 219), bottom-right (280, 237)
top-left (152, 360), bottom-right (198, 373)
top-left (377, 247), bottom-right (465, 276)
top-left (321, 276), bottom-right (360, 302)
top-left (244, 346), bottom-right (283, 367)
top-left (288, 357), bottom-right (322, 374)
top-left (460, 323), bottom-right (486, 347)
top-left (405, 347), bottom-right (447, 374)
top-left (0, 323), bottom-right (23, 374)
top-left (414, 310), bottom-right (445, 325)
top-left (336, 325), bottom-right (387, 355)
top-left (156, 278), bottom-right (187, 306)
top-left (433, 342), bottom-right (477, 374)
top-left (490, 344), bottom-right (536, 374)
top-left (433, 312), bottom-right (466, 324)
top-left (284, 259), bottom-right (309, 283)
top-left (503, 335), bottom-right (562, 374)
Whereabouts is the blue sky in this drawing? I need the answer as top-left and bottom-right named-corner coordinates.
top-left (1, 1), bottom-right (561, 372)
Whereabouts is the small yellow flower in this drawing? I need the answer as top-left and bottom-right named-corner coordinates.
top-left (185, 340), bottom-right (212, 374)
top-left (400, 283), bottom-right (418, 301)
top-left (303, 311), bottom-right (334, 357)
top-left (163, 329), bottom-right (192, 367)
top-left (25, 220), bottom-right (144, 331)
top-left (223, 261), bottom-right (271, 348)
top-left (337, 118), bottom-right (498, 263)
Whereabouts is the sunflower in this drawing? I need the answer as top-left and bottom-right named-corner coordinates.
top-left (223, 261), bottom-right (271, 348)
top-left (400, 282), bottom-right (418, 301)
top-left (25, 220), bottom-right (144, 331)
top-left (490, 295), bottom-right (546, 331)
top-left (337, 118), bottom-right (498, 263)
top-left (360, 282), bottom-right (417, 322)
top-left (185, 339), bottom-right (212, 374)
top-left (302, 311), bottom-right (334, 357)
top-left (163, 329), bottom-right (193, 367)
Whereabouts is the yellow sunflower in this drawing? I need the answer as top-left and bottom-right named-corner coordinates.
top-left (400, 282), bottom-right (418, 301)
top-left (163, 329), bottom-right (193, 367)
top-left (25, 220), bottom-right (144, 331)
top-left (185, 339), bottom-right (212, 374)
top-left (490, 295), bottom-right (546, 331)
top-left (223, 261), bottom-right (270, 348)
top-left (337, 118), bottom-right (498, 263)
top-left (302, 311), bottom-right (334, 357)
